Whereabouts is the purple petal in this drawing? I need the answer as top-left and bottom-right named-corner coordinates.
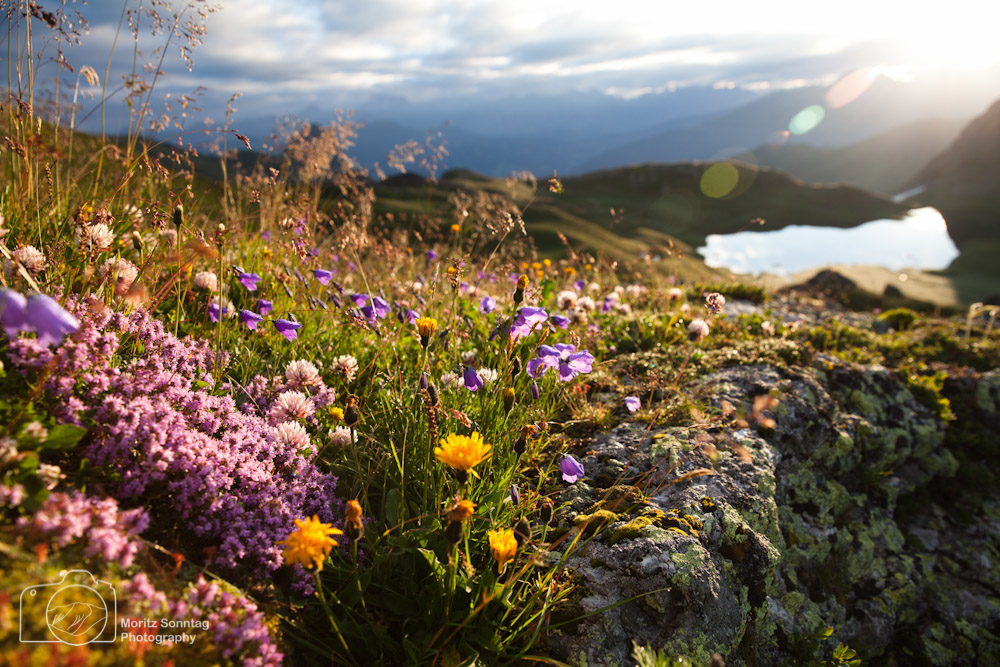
top-left (273, 318), bottom-right (302, 341)
top-left (239, 272), bottom-right (261, 292)
top-left (463, 367), bottom-right (484, 392)
top-left (625, 396), bottom-right (641, 412)
top-left (313, 269), bottom-right (333, 285)
top-left (257, 299), bottom-right (273, 316)
top-left (479, 296), bottom-right (496, 314)
top-left (25, 294), bottom-right (79, 347)
top-left (240, 309), bottom-right (263, 330)
top-left (0, 288), bottom-right (28, 338)
top-left (560, 455), bottom-right (585, 483)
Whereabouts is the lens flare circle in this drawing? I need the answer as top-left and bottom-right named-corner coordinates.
top-left (789, 105), bottom-right (825, 135)
top-left (700, 162), bottom-right (740, 199)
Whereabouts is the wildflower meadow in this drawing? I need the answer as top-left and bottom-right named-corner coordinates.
top-left (4, 2), bottom-right (1000, 666)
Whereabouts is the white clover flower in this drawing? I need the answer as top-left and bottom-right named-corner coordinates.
top-left (328, 426), bottom-right (352, 447)
top-left (5, 246), bottom-right (46, 277)
top-left (667, 287), bottom-right (684, 302)
top-left (37, 463), bottom-right (63, 489)
top-left (440, 372), bottom-right (460, 390)
top-left (274, 421), bottom-right (312, 451)
top-left (331, 354), bottom-right (358, 382)
top-left (576, 296), bottom-right (596, 312)
top-left (23, 421), bottom-right (48, 442)
top-left (99, 257), bottom-right (139, 293)
top-left (556, 290), bottom-right (578, 310)
top-left (285, 359), bottom-right (321, 387)
top-left (478, 368), bottom-right (499, 385)
top-left (460, 349), bottom-right (478, 365)
top-left (269, 390), bottom-right (316, 423)
top-left (76, 223), bottom-right (114, 252)
top-left (193, 270), bottom-right (219, 292)
top-left (688, 318), bottom-right (710, 341)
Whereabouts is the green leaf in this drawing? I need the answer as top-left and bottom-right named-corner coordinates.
top-left (40, 424), bottom-right (88, 451)
top-left (418, 547), bottom-right (447, 580)
top-left (386, 488), bottom-right (402, 527)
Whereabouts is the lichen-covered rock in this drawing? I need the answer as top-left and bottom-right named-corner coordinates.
top-left (544, 354), bottom-right (1000, 665)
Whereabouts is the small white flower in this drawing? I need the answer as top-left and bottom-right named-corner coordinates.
top-left (478, 368), bottom-right (499, 385)
top-left (328, 426), bottom-right (352, 447)
top-left (37, 463), bottom-right (63, 489)
top-left (556, 290), bottom-right (578, 310)
top-left (99, 257), bottom-right (139, 293)
top-left (688, 318), bottom-right (710, 341)
top-left (274, 421), bottom-right (312, 451)
top-left (285, 359), bottom-right (321, 387)
top-left (667, 287), bottom-right (683, 302)
top-left (23, 421), bottom-right (48, 442)
top-left (269, 390), bottom-right (316, 423)
top-left (5, 246), bottom-right (46, 277)
top-left (0, 437), bottom-right (18, 464)
top-left (440, 372), bottom-right (460, 390)
top-left (576, 296), bottom-right (596, 311)
top-left (460, 349), bottom-right (478, 365)
top-left (193, 270), bottom-right (219, 292)
top-left (331, 354), bottom-right (358, 382)
top-left (76, 223), bottom-right (114, 251)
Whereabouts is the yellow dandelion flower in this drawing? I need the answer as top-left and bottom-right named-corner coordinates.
top-left (520, 261), bottom-right (529, 270)
top-left (543, 258), bottom-right (551, 267)
top-left (329, 407), bottom-right (345, 421)
top-left (450, 223), bottom-right (461, 233)
top-left (584, 263), bottom-right (592, 271)
top-left (416, 316), bottom-right (438, 347)
top-left (563, 266), bottom-right (577, 276)
top-left (279, 515), bottom-right (343, 571)
top-left (434, 432), bottom-right (492, 478)
top-left (531, 261), bottom-right (542, 270)
top-left (488, 528), bottom-right (518, 574)
top-left (447, 498), bottom-right (476, 523)
top-left (516, 274), bottom-right (529, 290)
top-left (345, 499), bottom-right (364, 541)
top-left (535, 269), bottom-right (544, 279)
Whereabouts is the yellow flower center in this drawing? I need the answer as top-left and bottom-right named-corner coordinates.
top-left (434, 432), bottom-right (492, 475)
top-left (278, 515), bottom-right (343, 571)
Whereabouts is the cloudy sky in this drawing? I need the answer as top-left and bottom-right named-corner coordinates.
top-left (15, 0), bottom-right (1000, 137)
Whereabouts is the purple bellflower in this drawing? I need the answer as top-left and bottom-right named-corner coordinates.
top-left (273, 318), bottom-right (302, 341)
top-left (561, 455), bottom-right (585, 483)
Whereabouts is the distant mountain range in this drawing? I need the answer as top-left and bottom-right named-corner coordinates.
top-left (750, 118), bottom-right (964, 195)
top-left (909, 98), bottom-right (1000, 248)
top-left (224, 72), bottom-right (999, 192)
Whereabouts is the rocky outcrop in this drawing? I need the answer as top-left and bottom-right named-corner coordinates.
top-left (544, 357), bottom-right (1000, 665)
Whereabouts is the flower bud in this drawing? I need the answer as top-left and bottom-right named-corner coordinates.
top-left (172, 204), bottom-right (183, 227)
top-left (503, 387), bottom-right (515, 413)
top-left (513, 517), bottom-right (531, 547)
top-left (540, 501), bottom-right (553, 526)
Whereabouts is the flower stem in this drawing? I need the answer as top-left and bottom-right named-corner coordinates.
top-left (314, 571), bottom-right (350, 655)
